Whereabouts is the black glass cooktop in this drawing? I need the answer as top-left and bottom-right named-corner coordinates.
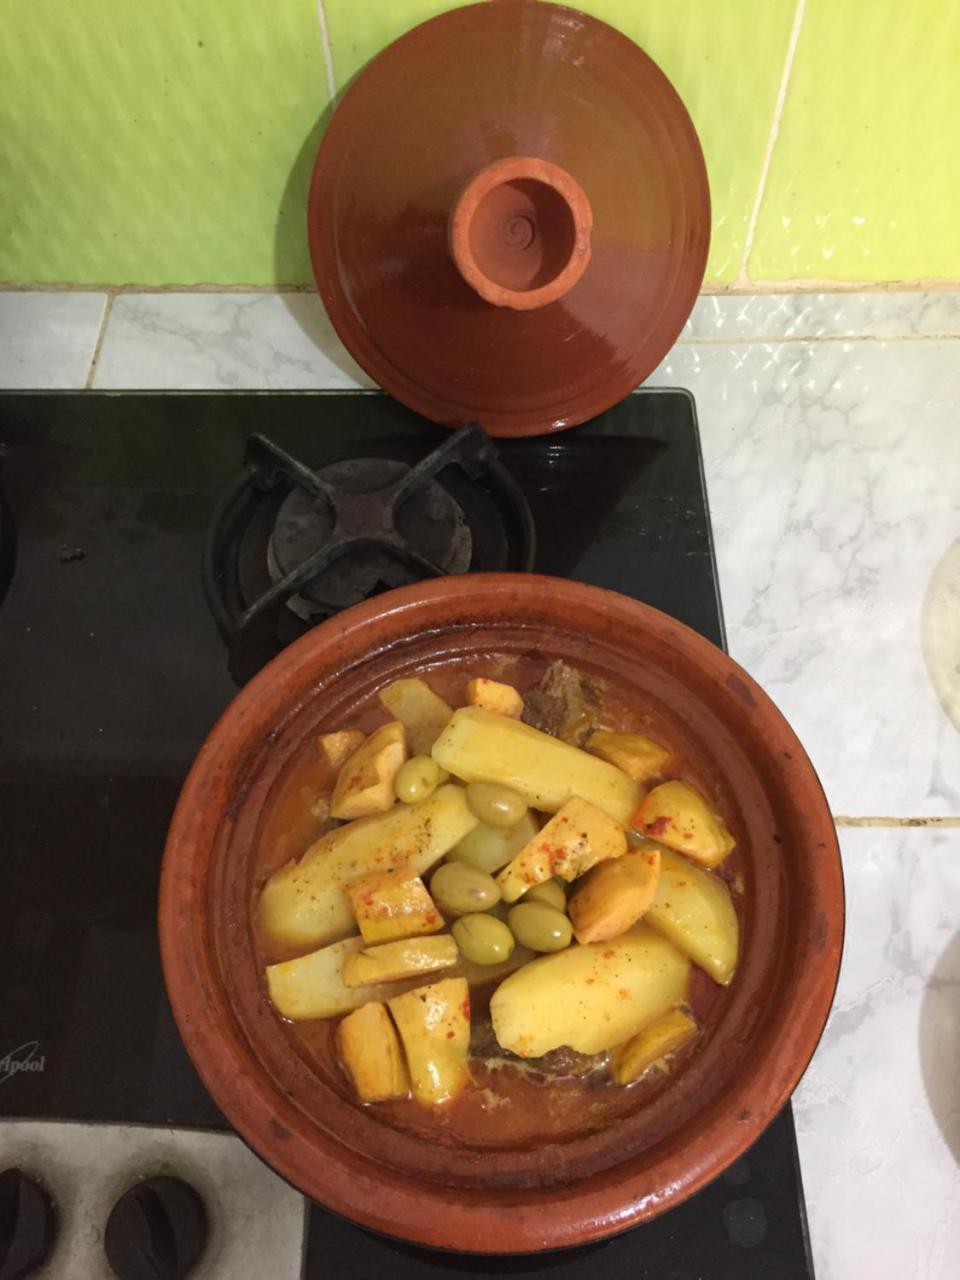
top-left (0, 390), bottom-right (813, 1279)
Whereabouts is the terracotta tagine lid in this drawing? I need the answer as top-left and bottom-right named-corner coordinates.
top-left (308, 1), bottom-right (710, 437)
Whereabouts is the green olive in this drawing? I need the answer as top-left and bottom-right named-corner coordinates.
top-left (507, 902), bottom-right (573, 953)
top-left (430, 862), bottom-right (501, 917)
top-left (522, 878), bottom-right (567, 912)
top-left (452, 913), bottom-right (515, 966)
top-left (446, 811), bottom-right (539, 874)
top-left (394, 755), bottom-right (443, 804)
top-left (465, 782), bottom-right (528, 828)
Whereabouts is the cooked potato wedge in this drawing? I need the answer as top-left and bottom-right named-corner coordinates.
top-left (264, 936), bottom-right (406, 1020)
top-left (446, 811), bottom-right (539, 875)
top-left (645, 848), bottom-right (739, 985)
top-left (259, 785), bottom-right (477, 948)
top-left (586, 730), bottom-right (669, 782)
top-left (330, 721), bottom-right (407, 820)
top-left (568, 846), bottom-right (661, 944)
top-left (378, 678), bottom-right (453, 755)
top-left (336, 1001), bottom-right (410, 1102)
top-left (634, 780), bottom-right (735, 868)
top-left (318, 728), bottom-right (366, 768)
top-left (611, 1008), bottom-right (698, 1084)
top-left (388, 978), bottom-right (470, 1106)
top-left (497, 797), bottom-right (627, 903)
top-left (432, 707), bottom-right (641, 826)
top-left (342, 934), bottom-right (458, 987)
top-left (490, 923), bottom-right (689, 1057)
top-left (465, 677), bottom-right (523, 718)
top-left (347, 867), bottom-right (443, 945)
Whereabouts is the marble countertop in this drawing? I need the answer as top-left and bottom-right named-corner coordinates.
top-left (1, 287), bottom-right (958, 1279)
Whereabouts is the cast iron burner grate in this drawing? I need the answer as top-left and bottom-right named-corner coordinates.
top-left (205, 425), bottom-right (535, 683)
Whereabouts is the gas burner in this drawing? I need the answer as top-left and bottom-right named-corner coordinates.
top-left (266, 456), bottom-right (474, 620)
top-left (204, 425), bottom-right (535, 684)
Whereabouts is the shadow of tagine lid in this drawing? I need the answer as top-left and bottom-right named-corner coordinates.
top-left (307, 0), bottom-right (711, 438)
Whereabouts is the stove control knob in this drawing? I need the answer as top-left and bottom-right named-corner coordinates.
top-left (0, 1168), bottom-right (57, 1280)
top-left (105, 1176), bottom-right (207, 1280)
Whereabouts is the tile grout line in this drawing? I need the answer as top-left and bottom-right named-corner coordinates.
top-left (702, 277), bottom-right (960, 294)
top-left (833, 816), bottom-right (960, 828)
top-left (3, 279), bottom-right (960, 296)
top-left (679, 332), bottom-right (960, 345)
top-left (1, 283), bottom-right (315, 295)
top-left (737, 0), bottom-right (807, 283)
top-left (83, 294), bottom-right (114, 389)
top-left (315, 0), bottom-right (337, 106)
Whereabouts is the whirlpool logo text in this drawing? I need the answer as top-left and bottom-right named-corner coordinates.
top-left (0, 1041), bottom-right (46, 1085)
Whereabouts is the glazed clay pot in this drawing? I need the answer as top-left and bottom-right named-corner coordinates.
top-left (308, 1), bottom-right (710, 436)
top-left (159, 575), bottom-right (843, 1254)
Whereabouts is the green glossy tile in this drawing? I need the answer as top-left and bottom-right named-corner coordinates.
top-left (322, 0), bottom-right (479, 93)
top-left (322, 0), bottom-right (797, 283)
top-left (573, 0), bottom-right (795, 281)
top-left (750, 0), bottom-right (960, 281)
top-left (0, 0), bottom-right (328, 284)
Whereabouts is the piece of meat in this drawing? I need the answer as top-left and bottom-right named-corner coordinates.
top-left (532, 1044), bottom-right (606, 1078)
top-left (470, 1014), bottom-right (605, 1079)
top-left (522, 659), bottom-right (604, 747)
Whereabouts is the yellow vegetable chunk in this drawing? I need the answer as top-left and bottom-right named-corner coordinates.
top-left (342, 934), bottom-right (458, 988)
top-left (378, 678), bottom-right (453, 755)
top-left (635, 780), bottom-right (735, 868)
top-left (258, 785), bottom-right (477, 948)
top-left (330, 721), bottom-right (407, 820)
top-left (611, 1008), bottom-right (698, 1085)
top-left (317, 728), bottom-right (365, 768)
top-left (465, 677), bottom-right (524, 718)
top-left (265, 936), bottom-right (404, 1020)
top-left (496, 797), bottom-right (627, 903)
top-left (388, 978), bottom-right (470, 1106)
top-left (346, 867), bottom-right (443, 945)
top-left (447, 811), bottom-right (539, 875)
top-left (586, 730), bottom-right (669, 782)
top-left (432, 707), bottom-right (641, 825)
top-left (336, 1001), bottom-right (410, 1102)
top-left (645, 848), bottom-right (740, 985)
top-left (490, 923), bottom-right (689, 1057)
top-left (568, 846), bottom-right (661, 944)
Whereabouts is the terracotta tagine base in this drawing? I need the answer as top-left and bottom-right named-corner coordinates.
top-left (159, 575), bottom-right (843, 1253)
top-left (308, 1), bottom-right (710, 436)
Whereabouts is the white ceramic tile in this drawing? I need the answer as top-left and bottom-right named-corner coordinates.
top-left (924, 538), bottom-right (960, 734)
top-left (685, 290), bottom-right (960, 341)
top-left (0, 291), bottom-right (106, 388)
top-left (1, 1120), bottom-right (306, 1279)
top-left (648, 337), bottom-right (960, 817)
top-left (93, 292), bottom-right (374, 390)
top-left (793, 827), bottom-right (960, 1280)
